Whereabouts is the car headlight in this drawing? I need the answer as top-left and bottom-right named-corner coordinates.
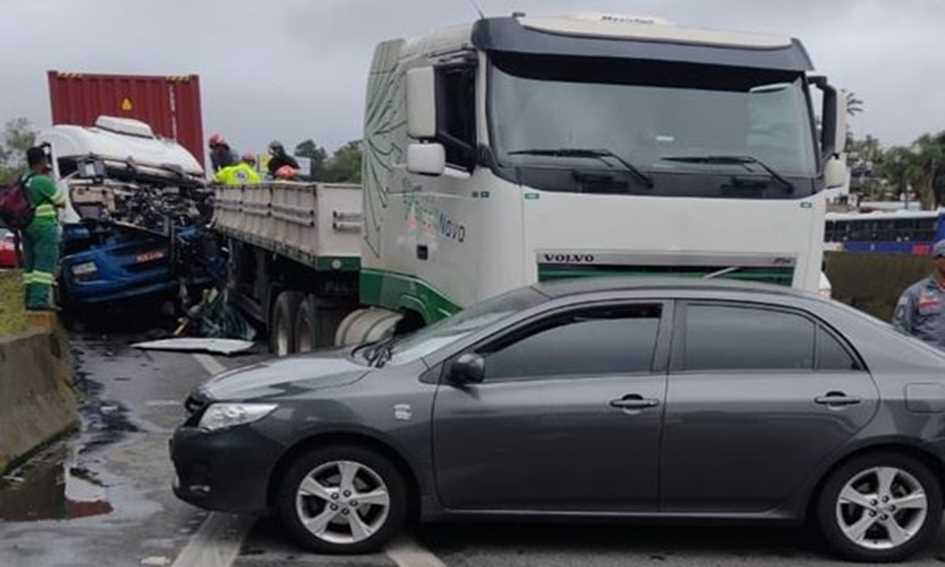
top-left (198, 403), bottom-right (277, 432)
top-left (71, 261), bottom-right (98, 276)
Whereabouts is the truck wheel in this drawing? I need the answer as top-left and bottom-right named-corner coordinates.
top-left (271, 291), bottom-right (304, 356)
top-left (276, 445), bottom-right (408, 554)
top-left (295, 295), bottom-right (319, 353)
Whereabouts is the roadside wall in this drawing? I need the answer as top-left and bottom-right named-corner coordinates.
top-left (0, 326), bottom-right (77, 473)
top-left (825, 251), bottom-right (931, 322)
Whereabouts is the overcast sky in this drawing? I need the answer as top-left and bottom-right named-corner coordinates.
top-left (1, 0), bottom-right (941, 158)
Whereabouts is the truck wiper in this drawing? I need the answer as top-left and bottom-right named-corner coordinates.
top-left (660, 154), bottom-right (794, 193)
top-left (508, 148), bottom-right (654, 188)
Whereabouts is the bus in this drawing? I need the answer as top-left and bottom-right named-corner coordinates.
top-left (825, 211), bottom-right (944, 254)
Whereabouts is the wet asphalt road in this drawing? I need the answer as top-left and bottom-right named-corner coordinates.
top-left (6, 330), bottom-right (945, 566)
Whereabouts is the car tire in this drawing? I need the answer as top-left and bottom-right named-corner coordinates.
top-left (294, 295), bottom-right (319, 354)
top-left (270, 291), bottom-right (303, 356)
top-left (276, 445), bottom-right (408, 554)
top-left (816, 451), bottom-right (942, 562)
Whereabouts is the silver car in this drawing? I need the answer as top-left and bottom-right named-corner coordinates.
top-left (172, 278), bottom-right (945, 562)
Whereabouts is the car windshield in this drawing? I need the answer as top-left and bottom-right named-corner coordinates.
top-left (382, 286), bottom-right (548, 365)
top-left (489, 53), bottom-right (817, 185)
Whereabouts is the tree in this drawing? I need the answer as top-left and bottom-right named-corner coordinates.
top-left (295, 139), bottom-right (362, 183)
top-left (846, 134), bottom-right (884, 198)
top-left (879, 132), bottom-right (945, 209)
top-left (845, 91), bottom-right (864, 117)
top-left (0, 118), bottom-right (37, 183)
top-left (294, 139), bottom-right (328, 178)
top-left (322, 140), bottom-right (362, 183)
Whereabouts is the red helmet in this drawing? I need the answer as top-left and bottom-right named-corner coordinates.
top-left (241, 152), bottom-right (256, 164)
top-left (208, 133), bottom-right (227, 147)
top-left (275, 165), bottom-right (298, 179)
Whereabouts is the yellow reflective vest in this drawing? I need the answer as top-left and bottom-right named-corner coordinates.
top-left (214, 163), bottom-right (260, 186)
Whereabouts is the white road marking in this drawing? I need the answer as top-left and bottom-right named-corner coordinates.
top-left (170, 513), bottom-right (254, 567)
top-left (385, 535), bottom-right (448, 567)
top-left (193, 353), bottom-right (227, 375)
top-left (145, 400), bottom-right (183, 407)
top-left (169, 354), bottom-right (252, 567)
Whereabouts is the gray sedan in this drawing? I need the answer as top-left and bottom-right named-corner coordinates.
top-left (171, 278), bottom-right (945, 562)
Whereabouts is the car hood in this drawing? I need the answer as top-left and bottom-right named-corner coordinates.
top-left (197, 348), bottom-right (370, 401)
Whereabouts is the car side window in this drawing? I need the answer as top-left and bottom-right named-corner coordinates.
top-left (479, 304), bottom-right (662, 381)
top-left (816, 326), bottom-right (862, 371)
top-left (683, 303), bottom-right (814, 371)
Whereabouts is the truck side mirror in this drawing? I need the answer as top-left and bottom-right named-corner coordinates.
top-left (406, 67), bottom-right (437, 139)
top-left (824, 156), bottom-right (847, 190)
top-left (811, 76), bottom-right (847, 158)
top-left (407, 143), bottom-right (445, 176)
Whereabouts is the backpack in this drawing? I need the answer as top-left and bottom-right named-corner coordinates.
top-left (0, 173), bottom-right (36, 230)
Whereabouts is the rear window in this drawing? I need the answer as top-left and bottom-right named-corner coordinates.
top-left (683, 304), bottom-right (814, 371)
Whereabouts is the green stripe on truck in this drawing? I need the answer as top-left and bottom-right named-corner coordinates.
top-left (359, 269), bottom-right (462, 324)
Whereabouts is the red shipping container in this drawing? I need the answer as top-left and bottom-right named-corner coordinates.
top-left (47, 70), bottom-right (206, 167)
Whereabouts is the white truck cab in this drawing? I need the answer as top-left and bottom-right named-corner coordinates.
top-left (339, 13), bottom-right (846, 340)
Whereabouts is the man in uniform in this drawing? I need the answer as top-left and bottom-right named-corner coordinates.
top-left (21, 146), bottom-right (66, 310)
top-left (893, 240), bottom-right (945, 349)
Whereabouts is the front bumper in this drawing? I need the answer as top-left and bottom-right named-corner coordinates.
top-left (170, 424), bottom-right (286, 514)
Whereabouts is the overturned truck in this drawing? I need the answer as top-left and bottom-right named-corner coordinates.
top-left (38, 116), bottom-right (216, 310)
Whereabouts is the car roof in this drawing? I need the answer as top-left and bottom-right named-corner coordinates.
top-left (532, 276), bottom-right (807, 300)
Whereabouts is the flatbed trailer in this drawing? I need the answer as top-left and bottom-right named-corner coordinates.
top-left (212, 182), bottom-right (367, 353)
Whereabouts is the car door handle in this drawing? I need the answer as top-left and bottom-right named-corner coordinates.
top-left (610, 395), bottom-right (660, 410)
top-left (815, 392), bottom-right (862, 407)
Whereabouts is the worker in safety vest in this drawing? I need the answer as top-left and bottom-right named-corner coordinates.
top-left (21, 146), bottom-right (66, 310)
top-left (213, 153), bottom-right (260, 186)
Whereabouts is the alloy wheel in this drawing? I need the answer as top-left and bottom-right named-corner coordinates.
top-left (295, 460), bottom-right (391, 545)
top-left (835, 466), bottom-right (928, 550)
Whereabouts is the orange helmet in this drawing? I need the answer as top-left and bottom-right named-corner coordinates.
top-left (208, 133), bottom-right (227, 147)
top-left (275, 165), bottom-right (298, 179)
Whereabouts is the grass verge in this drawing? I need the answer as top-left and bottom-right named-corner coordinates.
top-left (0, 270), bottom-right (27, 337)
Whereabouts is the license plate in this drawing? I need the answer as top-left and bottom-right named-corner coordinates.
top-left (136, 250), bottom-right (165, 263)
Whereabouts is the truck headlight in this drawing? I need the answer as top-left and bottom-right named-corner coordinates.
top-left (71, 261), bottom-right (98, 276)
top-left (70, 261), bottom-right (99, 282)
top-left (198, 403), bottom-right (277, 432)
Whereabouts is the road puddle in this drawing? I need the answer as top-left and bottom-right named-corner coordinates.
top-left (0, 443), bottom-right (112, 521)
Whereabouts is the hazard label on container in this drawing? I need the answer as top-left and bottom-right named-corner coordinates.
top-left (120, 98), bottom-right (133, 111)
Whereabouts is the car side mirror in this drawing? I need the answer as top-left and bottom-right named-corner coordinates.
top-left (824, 156), bottom-right (847, 190)
top-left (407, 143), bottom-right (445, 176)
top-left (449, 353), bottom-right (485, 384)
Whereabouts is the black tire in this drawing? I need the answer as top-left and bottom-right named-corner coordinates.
top-left (270, 291), bottom-right (304, 356)
top-left (275, 445), bottom-right (408, 554)
top-left (294, 295), bottom-right (318, 354)
top-left (816, 451), bottom-right (942, 562)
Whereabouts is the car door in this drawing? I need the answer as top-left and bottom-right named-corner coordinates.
top-left (432, 301), bottom-right (670, 512)
top-left (660, 301), bottom-right (879, 513)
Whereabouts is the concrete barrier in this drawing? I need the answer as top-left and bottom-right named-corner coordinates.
top-left (0, 325), bottom-right (77, 473)
top-left (825, 251), bottom-right (931, 322)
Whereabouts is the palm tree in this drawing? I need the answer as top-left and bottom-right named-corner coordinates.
top-left (845, 91), bottom-right (864, 117)
top-left (909, 132), bottom-right (945, 208)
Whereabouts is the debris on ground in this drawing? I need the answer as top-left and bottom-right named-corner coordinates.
top-left (175, 287), bottom-right (257, 342)
top-left (131, 337), bottom-right (255, 355)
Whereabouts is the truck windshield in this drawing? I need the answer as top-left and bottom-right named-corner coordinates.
top-left (489, 53), bottom-right (817, 190)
